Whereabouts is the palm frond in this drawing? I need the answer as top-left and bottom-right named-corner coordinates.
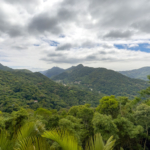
top-left (0, 130), bottom-right (13, 150)
top-left (104, 136), bottom-right (115, 150)
top-left (42, 129), bottom-right (82, 150)
top-left (16, 121), bottom-right (45, 141)
top-left (14, 121), bottom-right (50, 150)
top-left (15, 136), bottom-right (50, 150)
top-left (85, 133), bottom-right (116, 150)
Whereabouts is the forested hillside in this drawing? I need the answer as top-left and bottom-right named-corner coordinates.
top-left (13, 69), bottom-right (33, 73)
top-left (119, 66), bottom-right (150, 81)
top-left (0, 63), bottom-right (32, 73)
top-left (52, 64), bottom-right (149, 98)
top-left (0, 70), bottom-right (103, 112)
top-left (0, 63), bottom-right (13, 71)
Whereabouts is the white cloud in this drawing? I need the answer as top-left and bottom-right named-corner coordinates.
top-left (1, 0), bottom-right (150, 71)
top-left (128, 44), bottom-right (139, 48)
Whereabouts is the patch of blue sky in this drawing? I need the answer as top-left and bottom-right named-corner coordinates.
top-left (41, 38), bottom-right (59, 46)
top-left (49, 40), bottom-right (59, 46)
top-left (114, 43), bottom-right (150, 53)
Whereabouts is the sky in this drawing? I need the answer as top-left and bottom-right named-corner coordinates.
top-left (1, 0), bottom-right (150, 71)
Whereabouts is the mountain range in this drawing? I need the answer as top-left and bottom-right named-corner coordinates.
top-left (40, 65), bottom-right (150, 81)
top-left (0, 63), bottom-right (150, 113)
top-left (119, 67), bottom-right (150, 81)
top-left (50, 64), bottom-right (149, 98)
top-left (0, 64), bottom-right (103, 112)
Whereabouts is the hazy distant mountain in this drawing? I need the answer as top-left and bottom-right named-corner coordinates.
top-left (0, 63), bottom-right (13, 71)
top-left (119, 67), bottom-right (150, 81)
top-left (52, 64), bottom-right (149, 98)
top-left (0, 63), bottom-right (32, 73)
top-left (40, 67), bottom-right (65, 78)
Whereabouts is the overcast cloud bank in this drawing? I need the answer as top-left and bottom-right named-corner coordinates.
top-left (1, 0), bottom-right (150, 71)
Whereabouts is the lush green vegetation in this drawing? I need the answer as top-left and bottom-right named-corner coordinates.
top-left (0, 70), bottom-right (103, 112)
top-left (52, 64), bottom-right (149, 98)
top-left (13, 69), bottom-right (33, 73)
top-left (1, 85), bottom-right (150, 149)
top-left (119, 66), bottom-right (150, 81)
top-left (1, 64), bottom-right (150, 149)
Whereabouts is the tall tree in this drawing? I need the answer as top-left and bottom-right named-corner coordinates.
top-left (134, 104), bottom-right (150, 150)
top-left (96, 96), bottom-right (119, 118)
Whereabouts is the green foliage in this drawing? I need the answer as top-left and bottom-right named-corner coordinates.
top-left (14, 121), bottom-right (49, 150)
top-left (134, 104), bottom-right (150, 150)
top-left (0, 121), bottom-right (49, 150)
top-left (15, 136), bottom-right (50, 150)
top-left (5, 108), bottom-right (29, 136)
top-left (86, 133), bottom-right (116, 150)
top-left (144, 99), bottom-right (150, 106)
top-left (134, 104), bottom-right (150, 129)
top-left (114, 117), bottom-right (143, 138)
top-left (14, 69), bottom-right (32, 73)
top-left (114, 116), bottom-right (143, 149)
top-left (96, 96), bottom-right (119, 118)
top-left (68, 105), bottom-right (94, 146)
top-left (0, 99), bottom-right (150, 150)
top-left (59, 115), bottom-right (83, 142)
top-left (46, 114), bottom-right (60, 130)
top-left (92, 112), bottom-right (118, 141)
top-left (0, 130), bottom-right (13, 150)
top-left (42, 129), bottom-right (82, 150)
top-left (35, 108), bottom-right (52, 119)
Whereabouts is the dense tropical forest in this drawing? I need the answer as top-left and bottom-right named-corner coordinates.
top-left (52, 64), bottom-right (149, 98)
top-left (1, 84), bottom-right (150, 150)
top-left (1, 63), bottom-right (150, 149)
top-left (0, 70), bottom-right (104, 112)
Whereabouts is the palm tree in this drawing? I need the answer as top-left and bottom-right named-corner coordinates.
top-left (42, 130), bottom-right (116, 150)
top-left (0, 122), bottom-right (116, 150)
top-left (0, 121), bottom-right (50, 150)
top-left (42, 129), bottom-right (82, 150)
top-left (85, 133), bottom-right (116, 150)
top-left (14, 121), bottom-right (50, 150)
